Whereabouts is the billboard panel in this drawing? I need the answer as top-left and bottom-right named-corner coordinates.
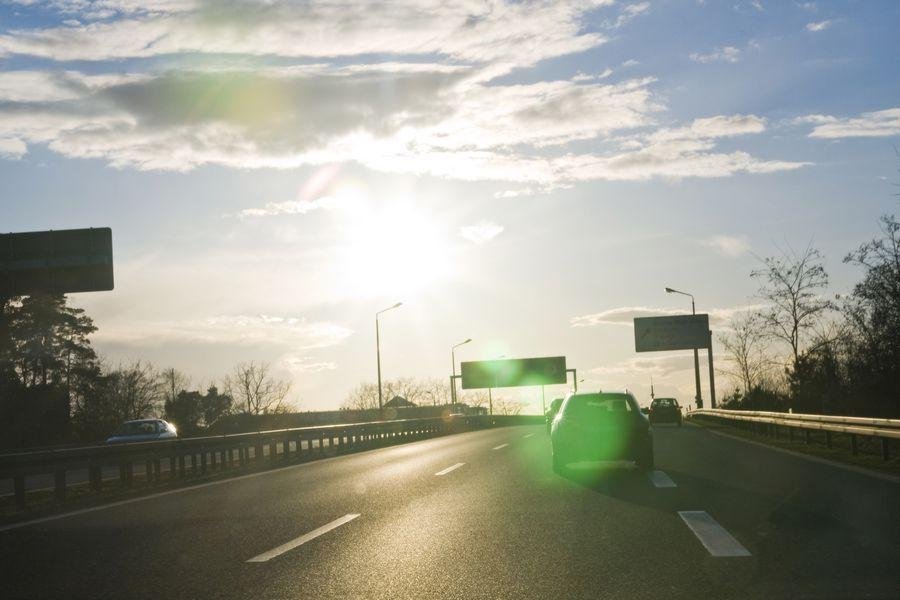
top-left (634, 314), bottom-right (710, 352)
top-left (461, 356), bottom-right (567, 389)
top-left (0, 228), bottom-right (114, 296)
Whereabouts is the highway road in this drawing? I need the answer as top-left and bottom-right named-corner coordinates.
top-left (2, 424), bottom-right (898, 599)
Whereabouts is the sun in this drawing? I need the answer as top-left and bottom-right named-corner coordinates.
top-left (337, 202), bottom-right (455, 298)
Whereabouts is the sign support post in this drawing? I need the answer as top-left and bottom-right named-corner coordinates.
top-left (707, 330), bottom-right (717, 408)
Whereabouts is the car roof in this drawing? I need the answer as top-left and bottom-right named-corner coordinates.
top-left (121, 418), bottom-right (161, 425)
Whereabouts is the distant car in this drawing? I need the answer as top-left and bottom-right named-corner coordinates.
top-left (545, 397), bottom-right (564, 432)
top-left (648, 397), bottom-right (682, 426)
top-left (106, 419), bottom-right (178, 444)
top-left (550, 392), bottom-right (653, 473)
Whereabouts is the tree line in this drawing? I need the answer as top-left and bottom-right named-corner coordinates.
top-left (718, 214), bottom-right (900, 417)
top-left (0, 297), bottom-right (292, 448)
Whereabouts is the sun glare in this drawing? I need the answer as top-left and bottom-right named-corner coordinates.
top-left (338, 203), bottom-right (455, 298)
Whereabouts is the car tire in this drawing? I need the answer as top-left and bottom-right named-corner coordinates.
top-left (635, 442), bottom-right (654, 471)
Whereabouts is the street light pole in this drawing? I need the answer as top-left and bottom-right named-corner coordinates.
top-left (376, 302), bottom-right (402, 411)
top-left (665, 287), bottom-right (703, 410)
top-left (450, 338), bottom-right (472, 406)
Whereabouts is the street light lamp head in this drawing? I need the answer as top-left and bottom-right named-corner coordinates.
top-left (463, 338), bottom-right (472, 344)
top-left (393, 302), bottom-right (403, 308)
top-left (665, 287), bottom-right (675, 293)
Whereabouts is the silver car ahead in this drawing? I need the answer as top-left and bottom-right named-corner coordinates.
top-left (106, 419), bottom-right (178, 444)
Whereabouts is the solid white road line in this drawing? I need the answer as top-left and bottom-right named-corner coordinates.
top-left (678, 511), bottom-right (751, 557)
top-left (435, 463), bottom-right (465, 476)
top-left (523, 434), bottom-right (534, 439)
top-left (647, 470), bottom-right (677, 488)
top-left (246, 514), bottom-right (360, 563)
top-left (492, 443), bottom-right (509, 450)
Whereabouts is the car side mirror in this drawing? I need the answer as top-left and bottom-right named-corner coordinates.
top-left (640, 407), bottom-right (650, 415)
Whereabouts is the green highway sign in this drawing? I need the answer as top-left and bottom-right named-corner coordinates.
top-left (1, 227), bottom-right (114, 296)
top-left (460, 356), bottom-right (567, 389)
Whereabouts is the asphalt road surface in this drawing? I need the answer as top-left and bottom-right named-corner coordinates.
top-left (2, 424), bottom-right (898, 599)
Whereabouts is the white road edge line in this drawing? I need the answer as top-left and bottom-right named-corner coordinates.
top-left (678, 511), bottom-right (751, 557)
top-left (647, 470), bottom-right (677, 488)
top-left (435, 463), bottom-right (465, 476)
top-left (492, 443), bottom-right (509, 450)
top-left (246, 514), bottom-right (360, 563)
top-left (523, 434), bottom-right (534, 439)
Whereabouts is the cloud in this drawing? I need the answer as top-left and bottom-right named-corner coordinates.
top-left (607, 2), bottom-right (650, 28)
top-left (0, 3), bottom-right (805, 184)
top-left (702, 234), bottom-right (750, 257)
top-left (555, 114), bottom-right (808, 181)
top-left (799, 108), bottom-right (900, 139)
top-left (0, 137), bottom-right (27, 159)
top-left (278, 355), bottom-right (338, 374)
top-left (238, 195), bottom-right (348, 218)
top-left (690, 46), bottom-right (741, 63)
top-left (806, 20), bottom-right (831, 32)
top-left (591, 353), bottom-right (698, 378)
top-left (459, 221), bottom-right (504, 244)
top-left (570, 305), bottom-right (763, 328)
top-left (94, 314), bottom-right (354, 349)
top-left (0, 1), bottom-right (611, 69)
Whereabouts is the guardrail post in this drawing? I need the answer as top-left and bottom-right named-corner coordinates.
top-left (825, 430), bottom-right (832, 449)
top-left (169, 456), bottom-right (177, 478)
top-left (153, 458), bottom-right (161, 482)
top-left (881, 438), bottom-right (891, 460)
top-left (788, 427), bottom-right (794, 442)
top-left (850, 435), bottom-right (858, 455)
top-left (178, 454), bottom-right (186, 478)
top-left (805, 430), bottom-right (811, 444)
top-left (200, 450), bottom-right (207, 474)
top-left (270, 439), bottom-right (278, 462)
top-left (14, 475), bottom-right (25, 510)
top-left (54, 470), bottom-right (66, 503)
top-left (319, 433), bottom-right (325, 454)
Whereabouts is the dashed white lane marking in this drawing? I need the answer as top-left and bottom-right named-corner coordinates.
top-left (492, 443), bottom-right (509, 450)
top-left (435, 463), bottom-right (465, 476)
top-left (246, 514), bottom-right (360, 563)
top-left (523, 434), bottom-right (534, 439)
top-left (647, 470), bottom-right (677, 488)
top-left (678, 511), bottom-right (751, 557)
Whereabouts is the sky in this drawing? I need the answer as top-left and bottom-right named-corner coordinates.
top-left (1, 0), bottom-right (899, 413)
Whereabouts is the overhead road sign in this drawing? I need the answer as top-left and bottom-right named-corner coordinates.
top-left (634, 314), bottom-right (710, 353)
top-left (1, 227), bottom-right (114, 296)
top-left (461, 356), bottom-right (567, 389)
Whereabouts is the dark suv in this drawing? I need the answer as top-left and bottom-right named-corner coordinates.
top-left (648, 397), bottom-right (682, 426)
top-left (550, 392), bottom-right (653, 473)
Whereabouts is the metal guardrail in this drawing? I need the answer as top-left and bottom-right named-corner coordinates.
top-left (689, 409), bottom-right (897, 460)
top-left (0, 414), bottom-right (541, 511)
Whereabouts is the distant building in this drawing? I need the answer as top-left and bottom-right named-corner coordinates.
top-left (384, 396), bottom-right (416, 408)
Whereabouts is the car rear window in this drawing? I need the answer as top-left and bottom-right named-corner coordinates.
top-left (653, 398), bottom-right (676, 408)
top-left (562, 394), bottom-right (635, 420)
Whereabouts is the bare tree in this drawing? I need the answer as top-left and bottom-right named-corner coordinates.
top-left (104, 361), bottom-right (164, 421)
top-left (717, 312), bottom-right (772, 394)
top-left (493, 396), bottom-right (526, 415)
top-left (160, 367), bottom-right (191, 408)
top-left (459, 389), bottom-right (490, 409)
top-left (224, 361), bottom-right (291, 415)
top-left (751, 244), bottom-right (832, 374)
top-left (342, 382), bottom-right (379, 410)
